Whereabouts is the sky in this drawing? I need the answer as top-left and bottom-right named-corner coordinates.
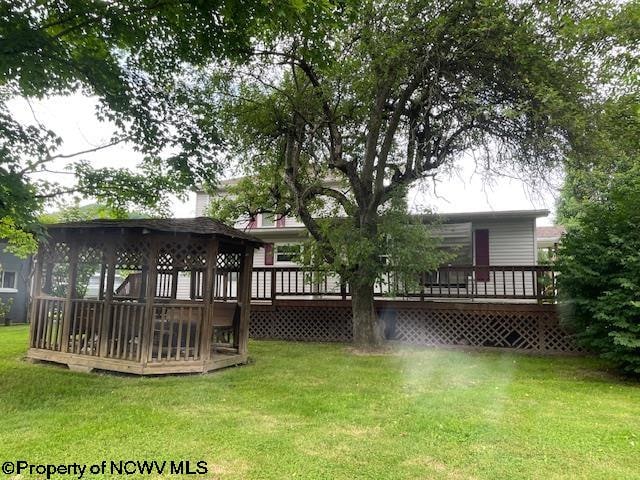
top-left (10, 94), bottom-right (560, 226)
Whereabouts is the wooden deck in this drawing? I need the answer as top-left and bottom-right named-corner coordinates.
top-left (27, 347), bottom-right (247, 375)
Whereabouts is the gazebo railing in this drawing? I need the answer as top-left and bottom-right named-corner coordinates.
top-left (29, 297), bottom-right (211, 363)
top-left (30, 296), bottom-right (65, 351)
top-left (68, 299), bottom-right (104, 356)
top-left (150, 303), bottom-right (205, 362)
top-left (106, 301), bottom-right (145, 361)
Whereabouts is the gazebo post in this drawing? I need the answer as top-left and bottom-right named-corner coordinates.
top-left (170, 270), bottom-right (179, 299)
top-left (236, 244), bottom-right (254, 356)
top-left (139, 265), bottom-right (148, 301)
top-left (141, 238), bottom-right (159, 364)
top-left (60, 241), bottom-right (79, 353)
top-left (28, 250), bottom-right (44, 346)
top-left (99, 242), bottom-right (117, 356)
top-left (200, 238), bottom-right (219, 362)
top-left (98, 263), bottom-right (106, 300)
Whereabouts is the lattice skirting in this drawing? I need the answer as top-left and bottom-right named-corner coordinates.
top-left (251, 305), bottom-right (352, 342)
top-left (250, 302), bottom-right (581, 353)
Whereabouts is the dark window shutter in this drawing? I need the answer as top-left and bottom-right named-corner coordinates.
top-left (248, 217), bottom-right (257, 229)
top-left (475, 229), bottom-right (490, 282)
top-left (264, 243), bottom-right (274, 266)
top-left (276, 216), bottom-right (286, 228)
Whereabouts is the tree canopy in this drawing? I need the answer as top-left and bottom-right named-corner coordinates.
top-left (206, 0), bottom-right (636, 345)
top-left (0, 0), bottom-right (322, 251)
top-left (1, 0), bottom-right (637, 346)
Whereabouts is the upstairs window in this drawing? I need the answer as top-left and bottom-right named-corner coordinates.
top-left (261, 214), bottom-right (275, 227)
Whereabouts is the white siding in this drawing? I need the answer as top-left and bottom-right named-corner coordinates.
top-left (195, 192), bottom-right (210, 216)
top-left (473, 219), bottom-right (536, 265)
top-left (470, 219), bottom-right (538, 297)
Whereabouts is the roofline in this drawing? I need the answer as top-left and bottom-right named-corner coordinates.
top-left (426, 209), bottom-right (550, 222)
top-left (44, 217), bottom-right (264, 246)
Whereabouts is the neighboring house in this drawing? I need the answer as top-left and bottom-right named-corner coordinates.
top-left (536, 225), bottom-right (565, 262)
top-left (0, 244), bottom-right (31, 324)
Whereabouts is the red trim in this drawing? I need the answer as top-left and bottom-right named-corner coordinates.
top-left (247, 217), bottom-right (257, 229)
top-left (475, 229), bottom-right (490, 282)
top-left (264, 243), bottom-right (274, 265)
top-left (276, 216), bottom-right (286, 228)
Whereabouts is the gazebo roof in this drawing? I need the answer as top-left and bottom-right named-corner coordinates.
top-left (45, 217), bottom-right (263, 245)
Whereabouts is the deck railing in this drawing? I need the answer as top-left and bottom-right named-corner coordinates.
top-left (249, 265), bottom-right (557, 302)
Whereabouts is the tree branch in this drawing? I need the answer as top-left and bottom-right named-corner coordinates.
top-left (20, 136), bottom-right (131, 176)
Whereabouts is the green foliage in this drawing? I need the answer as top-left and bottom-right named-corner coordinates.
top-left (0, 217), bottom-right (38, 258)
top-left (557, 162), bottom-right (640, 375)
top-left (557, 94), bottom-right (640, 227)
top-left (0, 297), bottom-right (12, 321)
top-left (0, 0), bottom-right (324, 243)
top-left (39, 201), bottom-right (147, 224)
top-left (297, 190), bottom-right (453, 292)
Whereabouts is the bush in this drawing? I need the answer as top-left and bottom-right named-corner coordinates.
top-left (557, 165), bottom-right (640, 376)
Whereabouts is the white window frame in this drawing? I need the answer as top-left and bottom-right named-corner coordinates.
top-left (0, 270), bottom-right (17, 292)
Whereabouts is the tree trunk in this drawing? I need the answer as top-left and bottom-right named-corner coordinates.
top-left (351, 281), bottom-right (384, 347)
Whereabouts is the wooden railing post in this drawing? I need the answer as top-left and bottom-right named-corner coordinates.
top-left (236, 245), bottom-right (254, 356)
top-left (200, 238), bottom-right (218, 362)
top-left (98, 245), bottom-right (116, 357)
top-left (535, 267), bottom-right (543, 304)
top-left (60, 244), bottom-right (78, 353)
top-left (28, 250), bottom-right (44, 348)
top-left (141, 240), bottom-right (159, 365)
top-left (270, 268), bottom-right (277, 303)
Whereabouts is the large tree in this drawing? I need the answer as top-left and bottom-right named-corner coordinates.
top-left (206, 0), bottom-right (634, 346)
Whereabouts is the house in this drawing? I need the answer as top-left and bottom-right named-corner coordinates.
top-left (194, 184), bottom-right (577, 353)
top-left (195, 187), bottom-right (551, 301)
top-left (536, 225), bottom-right (565, 262)
top-left (0, 244), bottom-right (31, 324)
top-left (196, 188), bottom-right (546, 269)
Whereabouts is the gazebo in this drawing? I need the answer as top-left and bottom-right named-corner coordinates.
top-left (27, 218), bottom-right (262, 375)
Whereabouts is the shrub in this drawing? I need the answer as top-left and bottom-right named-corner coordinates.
top-left (557, 165), bottom-right (640, 375)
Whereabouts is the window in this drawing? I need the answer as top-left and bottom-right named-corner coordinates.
top-left (275, 244), bottom-right (301, 263)
top-left (0, 271), bottom-right (16, 289)
top-left (261, 214), bottom-right (275, 227)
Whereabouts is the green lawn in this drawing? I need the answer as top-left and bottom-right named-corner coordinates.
top-left (0, 325), bottom-right (639, 479)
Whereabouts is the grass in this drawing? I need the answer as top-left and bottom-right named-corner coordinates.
top-left (0, 325), bottom-right (639, 479)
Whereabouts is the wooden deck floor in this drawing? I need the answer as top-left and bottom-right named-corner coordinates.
top-left (27, 348), bottom-right (247, 375)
